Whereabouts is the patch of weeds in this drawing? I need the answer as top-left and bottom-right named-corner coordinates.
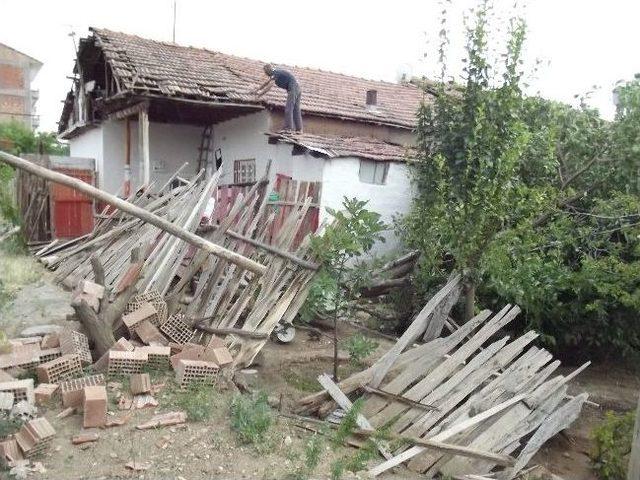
top-left (0, 414), bottom-right (22, 439)
top-left (15, 369), bottom-right (37, 383)
top-left (282, 369), bottom-right (319, 393)
top-left (343, 334), bottom-right (378, 367)
top-left (169, 382), bottom-right (217, 422)
top-left (331, 398), bottom-right (364, 448)
top-left (289, 432), bottom-right (325, 480)
top-left (591, 410), bottom-right (635, 480)
top-left (230, 391), bottom-right (273, 450)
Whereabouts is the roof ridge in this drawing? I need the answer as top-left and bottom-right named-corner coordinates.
top-left (90, 27), bottom-right (421, 91)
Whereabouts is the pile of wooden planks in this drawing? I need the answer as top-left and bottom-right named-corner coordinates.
top-left (2, 149), bottom-right (320, 368)
top-left (297, 276), bottom-right (590, 479)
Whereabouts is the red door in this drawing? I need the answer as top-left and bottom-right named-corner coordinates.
top-left (50, 168), bottom-right (95, 238)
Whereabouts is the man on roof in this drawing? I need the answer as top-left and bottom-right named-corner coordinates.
top-left (255, 64), bottom-right (303, 133)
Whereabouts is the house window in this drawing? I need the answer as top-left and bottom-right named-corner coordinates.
top-left (359, 159), bottom-right (389, 185)
top-left (234, 159), bottom-right (256, 184)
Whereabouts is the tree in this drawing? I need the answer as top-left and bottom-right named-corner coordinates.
top-left (307, 197), bottom-right (386, 380)
top-left (406, 0), bottom-right (535, 319)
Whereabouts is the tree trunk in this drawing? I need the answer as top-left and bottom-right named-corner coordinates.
top-left (464, 280), bottom-right (476, 322)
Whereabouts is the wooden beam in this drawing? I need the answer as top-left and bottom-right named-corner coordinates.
top-left (193, 323), bottom-right (269, 340)
top-left (139, 108), bottom-right (150, 187)
top-left (0, 150), bottom-right (267, 275)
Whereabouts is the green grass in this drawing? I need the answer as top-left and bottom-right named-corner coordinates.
top-left (164, 381), bottom-right (218, 422)
top-left (282, 370), bottom-right (319, 393)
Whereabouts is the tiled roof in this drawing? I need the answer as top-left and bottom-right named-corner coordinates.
top-left (268, 132), bottom-right (412, 162)
top-left (89, 28), bottom-right (426, 129)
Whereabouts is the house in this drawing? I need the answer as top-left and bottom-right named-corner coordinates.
top-left (0, 42), bottom-right (42, 130)
top-left (58, 28), bottom-right (430, 254)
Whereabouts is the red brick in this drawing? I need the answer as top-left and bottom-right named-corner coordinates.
top-left (107, 350), bottom-right (148, 375)
top-left (0, 438), bottom-right (23, 466)
top-left (59, 330), bottom-right (92, 364)
top-left (34, 383), bottom-right (59, 406)
top-left (36, 354), bottom-right (82, 383)
top-left (59, 374), bottom-right (105, 408)
top-left (209, 346), bottom-right (233, 367)
top-left (134, 320), bottom-right (167, 345)
top-left (129, 373), bottom-right (151, 395)
top-left (175, 359), bottom-right (219, 388)
top-left (83, 386), bottom-right (107, 428)
top-left (15, 417), bottom-right (55, 457)
top-left (122, 302), bottom-right (157, 331)
top-left (40, 333), bottom-right (60, 349)
top-left (0, 379), bottom-right (34, 405)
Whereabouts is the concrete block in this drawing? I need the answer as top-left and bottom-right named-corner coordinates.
top-left (129, 373), bottom-right (151, 395)
top-left (83, 386), bottom-right (107, 428)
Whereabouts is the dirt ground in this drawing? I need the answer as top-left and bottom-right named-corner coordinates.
top-left (0, 255), bottom-right (638, 480)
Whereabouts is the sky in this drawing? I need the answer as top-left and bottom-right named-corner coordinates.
top-left (1, 0), bottom-right (638, 132)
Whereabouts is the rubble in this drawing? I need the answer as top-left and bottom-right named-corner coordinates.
top-left (82, 386), bottom-right (107, 428)
top-left (136, 411), bottom-right (187, 430)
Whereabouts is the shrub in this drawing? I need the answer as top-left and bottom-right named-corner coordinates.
top-left (344, 334), bottom-right (378, 366)
top-left (230, 392), bottom-right (273, 446)
top-left (591, 410), bottom-right (635, 480)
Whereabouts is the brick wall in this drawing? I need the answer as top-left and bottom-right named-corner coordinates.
top-left (0, 64), bottom-right (24, 89)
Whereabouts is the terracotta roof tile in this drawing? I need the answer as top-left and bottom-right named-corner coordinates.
top-left (90, 28), bottom-right (427, 129)
top-left (268, 132), bottom-right (412, 162)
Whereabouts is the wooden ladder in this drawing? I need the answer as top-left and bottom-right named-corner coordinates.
top-left (196, 125), bottom-right (213, 173)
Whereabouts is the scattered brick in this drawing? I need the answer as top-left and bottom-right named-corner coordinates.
top-left (34, 384), bottom-right (59, 406)
top-left (83, 386), bottom-right (107, 428)
top-left (160, 314), bottom-right (194, 344)
top-left (36, 354), bottom-right (82, 383)
top-left (125, 290), bottom-right (167, 325)
top-left (107, 350), bottom-right (148, 375)
top-left (37, 347), bottom-right (62, 364)
top-left (0, 379), bottom-right (34, 405)
top-left (175, 359), bottom-right (219, 388)
top-left (208, 346), bottom-right (233, 367)
top-left (122, 302), bottom-right (157, 332)
top-left (136, 346), bottom-right (171, 369)
top-left (205, 336), bottom-right (226, 349)
top-left (82, 279), bottom-right (105, 299)
top-left (59, 330), bottom-right (92, 364)
top-left (93, 337), bottom-right (136, 372)
top-left (105, 414), bottom-right (130, 427)
top-left (71, 432), bottom-right (99, 444)
top-left (0, 346), bottom-right (40, 370)
top-left (15, 417), bottom-right (55, 457)
top-left (0, 438), bottom-right (23, 467)
top-left (74, 292), bottom-right (100, 311)
top-left (131, 394), bottom-right (158, 409)
top-left (136, 411), bottom-right (187, 430)
top-left (129, 373), bottom-right (151, 395)
top-left (40, 333), bottom-right (60, 349)
top-left (169, 344), bottom-right (205, 370)
top-left (134, 320), bottom-right (168, 345)
top-left (56, 407), bottom-right (75, 418)
top-left (59, 374), bottom-right (105, 408)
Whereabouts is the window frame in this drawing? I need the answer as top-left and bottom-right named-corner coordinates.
top-left (233, 158), bottom-right (256, 184)
top-left (358, 159), bottom-right (389, 185)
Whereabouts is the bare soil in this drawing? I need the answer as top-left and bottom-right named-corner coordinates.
top-left (1, 259), bottom-right (638, 480)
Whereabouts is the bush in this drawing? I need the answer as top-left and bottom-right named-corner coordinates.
top-left (230, 392), bottom-right (273, 446)
top-left (344, 334), bottom-right (378, 366)
top-left (591, 410), bottom-right (635, 480)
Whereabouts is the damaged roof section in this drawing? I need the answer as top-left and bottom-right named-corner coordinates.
top-left (79, 28), bottom-right (426, 129)
top-left (267, 132), bottom-right (413, 163)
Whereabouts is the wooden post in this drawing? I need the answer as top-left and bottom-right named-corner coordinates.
top-left (124, 117), bottom-right (131, 196)
top-left (138, 108), bottom-right (150, 187)
top-left (0, 150), bottom-right (267, 275)
top-left (628, 392), bottom-right (640, 480)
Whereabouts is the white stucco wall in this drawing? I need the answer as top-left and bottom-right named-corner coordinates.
top-left (320, 158), bottom-right (413, 256)
top-left (212, 110), bottom-right (324, 185)
top-left (69, 127), bottom-right (103, 186)
top-left (70, 120), bottom-right (202, 194)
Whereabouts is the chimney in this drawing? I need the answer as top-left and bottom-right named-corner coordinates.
top-left (366, 89), bottom-right (378, 108)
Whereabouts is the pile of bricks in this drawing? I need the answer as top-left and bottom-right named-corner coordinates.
top-left (59, 329), bottom-right (92, 364)
top-left (14, 417), bottom-right (55, 458)
top-left (59, 374), bottom-right (105, 408)
top-left (36, 354), bottom-right (82, 383)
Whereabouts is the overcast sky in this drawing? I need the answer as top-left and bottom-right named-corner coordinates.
top-left (1, 0), bottom-right (638, 132)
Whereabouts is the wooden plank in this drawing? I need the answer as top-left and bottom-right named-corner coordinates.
top-left (317, 374), bottom-right (393, 460)
top-left (0, 150), bottom-right (267, 275)
top-left (368, 394), bottom-right (526, 477)
top-left (369, 275), bottom-right (463, 388)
